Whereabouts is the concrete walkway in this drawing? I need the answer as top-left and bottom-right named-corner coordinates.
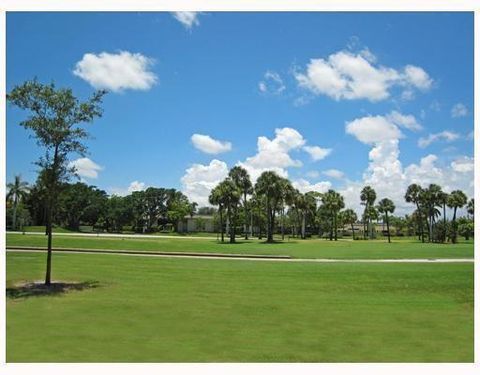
top-left (6, 246), bottom-right (474, 263)
top-left (6, 231), bottom-right (216, 240)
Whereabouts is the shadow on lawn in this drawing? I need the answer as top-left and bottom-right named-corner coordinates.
top-left (6, 280), bottom-right (100, 299)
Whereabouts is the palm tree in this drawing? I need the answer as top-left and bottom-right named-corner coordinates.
top-left (377, 198), bottom-right (395, 243)
top-left (209, 185), bottom-right (225, 242)
top-left (341, 209), bottom-right (358, 240)
top-left (467, 198), bottom-right (474, 219)
top-left (437, 190), bottom-right (449, 242)
top-left (423, 184), bottom-right (442, 242)
top-left (322, 190), bottom-right (345, 241)
top-left (228, 166), bottom-right (253, 240)
top-left (6, 175), bottom-right (30, 230)
top-left (360, 186), bottom-right (376, 239)
top-left (405, 184), bottom-right (425, 243)
top-left (447, 190), bottom-right (467, 244)
top-left (279, 178), bottom-right (295, 240)
top-left (255, 171), bottom-right (284, 242)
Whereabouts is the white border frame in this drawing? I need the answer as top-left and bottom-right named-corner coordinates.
top-left (0, 1), bottom-right (478, 374)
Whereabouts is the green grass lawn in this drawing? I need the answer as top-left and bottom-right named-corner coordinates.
top-left (6, 233), bottom-right (474, 259)
top-left (6, 251), bottom-right (473, 362)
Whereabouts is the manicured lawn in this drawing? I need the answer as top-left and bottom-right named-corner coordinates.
top-left (6, 233), bottom-right (474, 259)
top-left (6, 251), bottom-right (473, 362)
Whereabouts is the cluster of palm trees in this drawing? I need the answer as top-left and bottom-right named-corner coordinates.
top-left (404, 183), bottom-right (472, 244)
top-left (208, 167), bottom-right (401, 243)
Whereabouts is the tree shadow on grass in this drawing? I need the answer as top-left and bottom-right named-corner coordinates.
top-left (6, 280), bottom-right (100, 300)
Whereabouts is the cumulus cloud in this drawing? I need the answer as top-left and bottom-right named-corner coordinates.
top-left (237, 127), bottom-right (306, 181)
top-left (451, 156), bottom-right (474, 173)
top-left (303, 145), bottom-right (332, 161)
top-left (295, 49), bottom-right (433, 102)
top-left (451, 103), bottom-right (468, 118)
top-left (191, 134), bottom-right (232, 154)
top-left (417, 131), bottom-right (460, 148)
top-left (341, 113), bottom-right (473, 215)
top-left (181, 159), bottom-right (229, 206)
top-left (172, 12), bottom-right (201, 29)
top-left (386, 111), bottom-right (422, 131)
top-left (109, 180), bottom-right (146, 196)
top-left (73, 51), bottom-right (157, 92)
top-left (68, 158), bottom-right (103, 179)
top-left (323, 169), bottom-right (345, 179)
top-left (258, 71), bottom-right (286, 95)
top-left (292, 178), bottom-right (332, 194)
top-left (346, 115), bottom-right (404, 144)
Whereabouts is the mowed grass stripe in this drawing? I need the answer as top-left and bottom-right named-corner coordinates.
top-left (6, 233), bottom-right (474, 260)
top-left (6, 252), bottom-right (473, 362)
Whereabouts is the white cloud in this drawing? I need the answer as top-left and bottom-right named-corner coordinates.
top-left (292, 178), bottom-right (332, 194)
top-left (237, 127), bottom-right (306, 181)
top-left (467, 130), bottom-right (474, 141)
top-left (346, 115), bottom-right (404, 144)
top-left (386, 111), bottom-right (422, 131)
top-left (191, 134), bottom-right (232, 155)
top-left (258, 71), bottom-right (286, 95)
top-left (172, 12), bottom-right (200, 29)
top-left (418, 131), bottom-right (460, 148)
top-left (303, 145), bottom-right (332, 161)
top-left (322, 169), bottom-right (345, 179)
top-left (402, 65), bottom-right (433, 91)
top-left (295, 49), bottom-right (433, 102)
top-left (68, 158), bottom-right (103, 179)
top-left (73, 51), bottom-right (157, 92)
top-left (451, 103), bottom-right (468, 118)
top-left (181, 159), bottom-right (229, 206)
top-left (108, 180), bottom-right (146, 196)
top-left (451, 156), bottom-right (474, 173)
top-left (340, 113), bottom-right (473, 216)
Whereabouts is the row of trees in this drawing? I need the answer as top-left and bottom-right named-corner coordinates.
top-left (207, 166), bottom-right (473, 244)
top-left (6, 177), bottom-right (196, 234)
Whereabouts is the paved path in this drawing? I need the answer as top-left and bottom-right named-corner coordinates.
top-left (6, 231), bottom-right (216, 240)
top-left (6, 247), bottom-right (474, 263)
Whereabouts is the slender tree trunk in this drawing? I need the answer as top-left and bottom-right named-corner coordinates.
top-left (329, 215), bottom-right (333, 241)
top-left (415, 203), bottom-right (425, 243)
top-left (244, 192), bottom-right (248, 240)
top-left (220, 209), bottom-right (224, 242)
top-left (334, 212), bottom-right (338, 241)
top-left (351, 222), bottom-right (355, 240)
top-left (12, 197), bottom-right (18, 230)
top-left (281, 206), bottom-right (285, 240)
top-left (301, 212), bottom-right (306, 239)
top-left (452, 207), bottom-right (458, 244)
top-left (386, 213), bottom-right (391, 243)
top-left (45, 200), bottom-right (53, 286)
top-left (443, 203), bottom-right (447, 242)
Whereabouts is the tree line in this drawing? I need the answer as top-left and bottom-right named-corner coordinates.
top-left (208, 166), bottom-right (474, 244)
top-left (6, 177), bottom-right (196, 234)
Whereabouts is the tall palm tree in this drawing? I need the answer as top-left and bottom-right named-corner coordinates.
top-left (6, 175), bottom-right (30, 230)
top-left (342, 209), bottom-right (358, 240)
top-left (228, 166), bottom-right (253, 240)
top-left (209, 185), bottom-right (225, 242)
top-left (437, 190), bottom-right (449, 242)
top-left (467, 198), bottom-right (474, 219)
top-left (447, 190), bottom-right (468, 244)
top-left (405, 184), bottom-right (425, 243)
top-left (322, 190), bottom-right (345, 241)
top-left (279, 178), bottom-right (295, 240)
top-left (360, 186), bottom-right (376, 240)
top-left (423, 184), bottom-right (442, 242)
top-left (255, 171), bottom-right (284, 242)
top-left (377, 198), bottom-right (395, 243)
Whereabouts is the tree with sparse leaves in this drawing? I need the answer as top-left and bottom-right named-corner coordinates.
top-left (7, 79), bottom-right (106, 285)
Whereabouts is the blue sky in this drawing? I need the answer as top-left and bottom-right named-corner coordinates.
top-left (6, 12), bottom-right (474, 212)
